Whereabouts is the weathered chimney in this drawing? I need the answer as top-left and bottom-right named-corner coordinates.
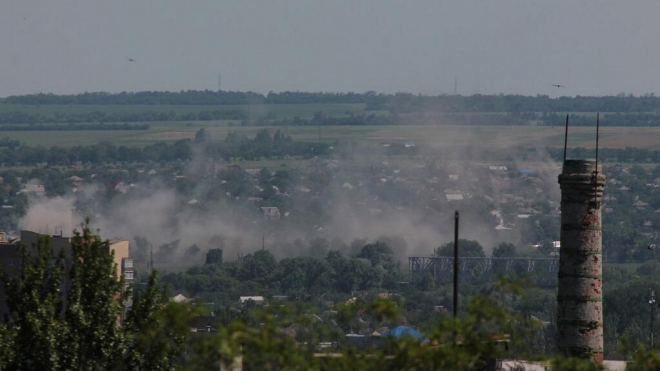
top-left (557, 159), bottom-right (605, 364)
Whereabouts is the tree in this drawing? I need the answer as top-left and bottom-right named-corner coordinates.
top-left (0, 225), bottom-right (205, 371)
top-left (194, 128), bottom-right (210, 144)
top-left (239, 250), bottom-right (276, 283)
top-left (61, 226), bottom-right (127, 371)
top-left (1, 235), bottom-right (66, 371)
top-left (123, 270), bottom-right (199, 371)
top-left (356, 242), bottom-right (401, 288)
top-left (185, 244), bottom-right (200, 257)
top-left (307, 237), bottom-right (329, 259)
top-left (492, 242), bottom-right (517, 257)
top-left (205, 248), bottom-right (223, 265)
top-left (334, 258), bottom-right (381, 293)
top-left (435, 239), bottom-right (486, 257)
top-left (0, 226), bottom-right (127, 371)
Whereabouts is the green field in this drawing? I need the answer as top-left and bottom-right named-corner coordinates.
top-left (0, 122), bottom-right (658, 149)
top-left (1, 101), bottom-right (660, 149)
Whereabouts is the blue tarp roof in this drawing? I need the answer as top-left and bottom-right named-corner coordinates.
top-left (380, 326), bottom-right (424, 339)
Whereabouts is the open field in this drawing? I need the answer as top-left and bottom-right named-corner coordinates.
top-left (0, 103), bottom-right (370, 119)
top-left (2, 122), bottom-right (660, 149)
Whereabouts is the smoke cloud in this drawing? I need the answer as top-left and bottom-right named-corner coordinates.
top-left (18, 130), bottom-right (562, 269)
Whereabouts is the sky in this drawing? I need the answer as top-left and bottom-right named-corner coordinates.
top-left (2, 1), bottom-right (660, 97)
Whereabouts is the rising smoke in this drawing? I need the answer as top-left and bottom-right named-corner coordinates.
top-left (18, 128), bottom-right (562, 269)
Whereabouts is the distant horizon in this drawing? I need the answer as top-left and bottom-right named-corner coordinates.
top-left (3, 89), bottom-right (659, 100)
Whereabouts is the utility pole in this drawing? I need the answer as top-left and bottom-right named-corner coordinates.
top-left (651, 289), bottom-right (656, 348)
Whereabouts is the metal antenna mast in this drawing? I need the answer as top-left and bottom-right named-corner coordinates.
top-left (563, 114), bottom-right (569, 163)
top-left (595, 113), bottom-right (600, 171)
top-left (594, 113), bottom-right (600, 205)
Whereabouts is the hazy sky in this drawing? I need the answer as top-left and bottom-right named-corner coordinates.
top-left (2, 1), bottom-right (660, 97)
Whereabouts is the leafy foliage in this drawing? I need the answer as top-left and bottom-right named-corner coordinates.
top-left (436, 239), bottom-right (486, 257)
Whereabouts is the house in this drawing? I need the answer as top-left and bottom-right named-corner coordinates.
top-left (113, 181), bottom-right (133, 194)
top-left (239, 296), bottom-right (265, 305)
top-left (70, 176), bottom-right (83, 186)
top-left (19, 183), bottom-right (46, 196)
top-left (171, 294), bottom-right (191, 303)
top-left (633, 199), bottom-right (649, 210)
top-left (446, 193), bottom-right (464, 201)
top-left (488, 165), bottom-right (508, 171)
top-left (261, 207), bottom-right (281, 220)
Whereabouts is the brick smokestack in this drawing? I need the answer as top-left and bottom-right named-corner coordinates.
top-left (557, 159), bottom-right (605, 364)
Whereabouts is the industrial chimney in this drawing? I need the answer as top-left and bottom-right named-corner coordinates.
top-left (557, 159), bottom-right (605, 364)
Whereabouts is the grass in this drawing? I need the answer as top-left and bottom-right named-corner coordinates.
top-left (1, 100), bottom-right (660, 149)
top-left (4, 123), bottom-right (660, 149)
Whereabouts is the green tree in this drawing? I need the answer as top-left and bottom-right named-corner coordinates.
top-left (239, 250), bottom-right (276, 284)
top-left (436, 239), bottom-right (486, 257)
top-left (0, 225), bottom-right (196, 371)
top-left (194, 128), bottom-right (210, 144)
top-left (61, 226), bottom-right (127, 371)
top-left (205, 248), bottom-right (223, 265)
top-left (492, 242), bottom-right (517, 257)
top-left (1, 235), bottom-right (66, 371)
top-left (356, 242), bottom-right (401, 288)
top-left (123, 270), bottom-right (199, 371)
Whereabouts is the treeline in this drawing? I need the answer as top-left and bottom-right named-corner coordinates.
top-left (242, 112), bottom-right (660, 127)
top-left (6, 135), bottom-right (660, 167)
top-left (8, 109), bottom-right (660, 127)
top-left (0, 129), bottom-right (328, 166)
top-left (2, 90), bottom-right (373, 106)
top-left (0, 123), bottom-right (148, 131)
top-left (162, 242), bottom-right (402, 304)
top-left (3, 90), bottom-right (264, 105)
top-left (210, 129), bottom-right (330, 160)
top-left (0, 109), bottom-right (245, 124)
top-left (374, 93), bottom-right (660, 113)
top-left (5, 90), bottom-right (660, 113)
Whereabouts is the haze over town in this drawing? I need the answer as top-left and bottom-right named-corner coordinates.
top-left (3, 2), bottom-right (660, 370)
